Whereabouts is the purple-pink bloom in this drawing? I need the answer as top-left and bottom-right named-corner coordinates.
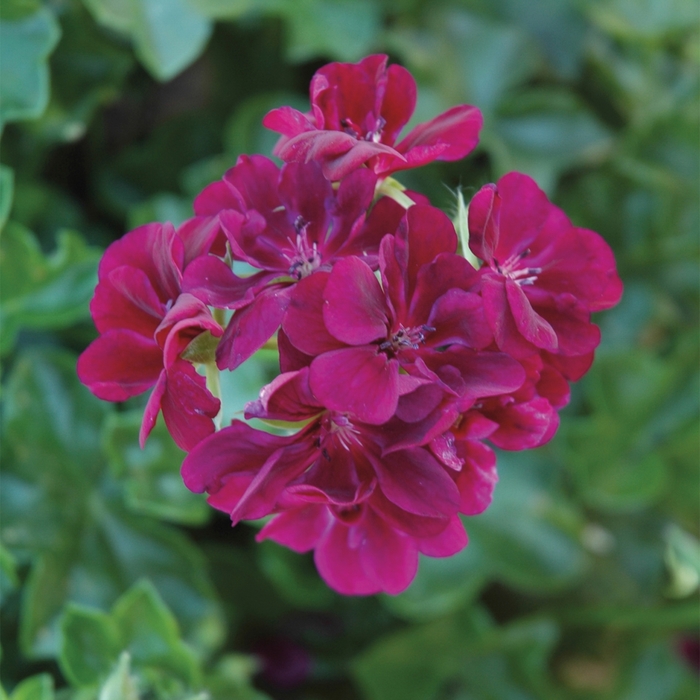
top-left (263, 54), bottom-right (483, 181)
top-left (281, 205), bottom-right (492, 424)
top-left (468, 172), bottom-right (623, 360)
top-left (77, 222), bottom-right (221, 450)
top-left (183, 156), bottom-right (404, 371)
top-left (181, 361), bottom-right (524, 595)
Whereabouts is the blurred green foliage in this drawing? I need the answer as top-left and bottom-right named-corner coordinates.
top-left (1, 0), bottom-right (698, 697)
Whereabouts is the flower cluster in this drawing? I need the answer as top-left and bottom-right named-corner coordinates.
top-left (78, 55), bottom-right (622, 595)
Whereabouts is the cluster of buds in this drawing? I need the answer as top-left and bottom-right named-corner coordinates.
top-left (78, 55), bottom-right (622, 595)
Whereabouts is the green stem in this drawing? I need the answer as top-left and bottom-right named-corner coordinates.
top-left (204, 361), bottom-right (222, 431)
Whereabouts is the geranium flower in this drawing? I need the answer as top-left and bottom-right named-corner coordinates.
top-left (183, 156), bottom-right (404, 370)
top-left (182, 367), bottom-right (516, 595)
top-left (77, 222), bottom-right (221, 450)
top-left (468, 172), bottom-right (623, 359)
top-left (263, 54), bottom-right (483, 181)
top-left (281, 205), bottom-right (493, 424)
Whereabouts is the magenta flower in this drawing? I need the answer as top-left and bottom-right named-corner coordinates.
top-left (468, 172), bottom-right (623, 360)
top-left (281, 205), bottom-right (493, 424)
top-left (181, 366), bottom-right (516, 595)
top-left (263, 54), bottom-right (483, 181)
top-left (183, 156), bottom-right (404, 370)
top-left (77, 222), bottom-right (221, 450)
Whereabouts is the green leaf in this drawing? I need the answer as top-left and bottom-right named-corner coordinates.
top-left (400, 10), bottom-right (541, 117)
top-left (383, 550), bottom-right (486, 622)
top-left (618, 641), bottom-right (697, 700)
top-left (0, 224), bottom-right (100, 355)
top-left (490, 89), bottom-right (613, 193)
top-left (103, 411), bottom-right (209, 526)
top-left (386, 451), bottom-right (586, 621)
top-left (256, 541), bottom-right (335, 610)
top-left (0, 7), bottom-right (61, 128)
top-left (280, 0), bottom-right (381, 63)
top-left (186, 0), bottom-right (276, 19)
top-left (558, 350), bottom-right (696, 511)
top-left (8, 675), bottom-right (54, 700)
top-left (48, 2), bottom-right (135, 139)
top-left (127, 192), bottom-right (192, 230)
top-left (0, 542), bottom-right (18, 606)
top-left (130, 0), bottom-right (212, 81)
top-left (465, 450), bottom-right (587, 593)
top-left (223, 91), bottom-right (309, 162)
top-left (354, 610), bottom-right (560, 700)
top-left (59, 605), bottom-right (121, 687)
top-left (96, 652), bottom-right (140, 700)
top-left (664, 525), bottom-right (700, 598)
top-left (81, 0), bottom-right (134, 34)
top-left (353, 612), bottom-right (474, 700)
top-left (587, 0), bottom-right (699, 40)
top-left (112, 579), bottom-right (200, 685)
top-left (1, 349), bottom-right (222, 657)
top-left (0, 165), bottom-right (13, 232)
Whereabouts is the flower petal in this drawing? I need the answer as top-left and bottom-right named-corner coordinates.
top-left (322, 257), bottom-right (388, 344)
top-left (310, 347), bottom-right (399, 425)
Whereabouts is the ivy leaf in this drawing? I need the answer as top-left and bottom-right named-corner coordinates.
top-left (0, 6), bottom-right (61, 129)
top-left (59, 581), bottom-right (199, 690)
top-left (386, 449), bottom-right (587, 621)
top-left (279, 0), bottom-right (381, 63)
top-left (103, 411), bottom-right (209, 526)
top-left (0, 224), bottom-right (100, 355)
top-left (130, 0), bottom-right (212, 81)
top-left (0, 165), bottom-right (13, 232)
top-left (354, 609), bottom-right (560, 700)
top-left (6, 675), bottom-right (54, 700)
top-left (111, 580), bottom-right (200, 686)
top-left (1, 349), bottom-right (223, 658)
top-left (59, 605), bottom-right (121, 687)
top-left (81, 0), bottom-right (212, 81)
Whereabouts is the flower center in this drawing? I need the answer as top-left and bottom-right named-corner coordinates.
top-left (493, 248), bottom-right (541, 286)
top-left (379, 324), bottom-right (434, 355)
top-left (340, 116), bottom-right (386, 143)
top-left (329, 414), bottom-right (361, 450)
top-left (288, 216), bottom-right (321, 280)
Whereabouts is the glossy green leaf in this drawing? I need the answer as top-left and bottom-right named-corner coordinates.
top-left (223, 91), bottom-right (309, 162)
top-left (664, 525), bottom-right (700, 598)
top-left (559, 350), bottom-right (696, 511)
top-left (8, 675), bottom-right (54, 700)
top-left (257, 541), bottom-right (335, 610)
top-left (0, 7), bottom-right (60, 127)
top-left (186, 0), bottom-right (277, 19)
top-left (111, 579), bottom-right (200, 685)
top-left (280, 0), bottom-right (380, 63)
top-left (0, 165), bottom-right (13, 232)
top-left (81, 0), bottom-right (133, 34)
top-left (353, 612), bottom-right (474, 700)
top-left (618, 641), bottom-right (698, 700)
top-left (465, 450), bottom-right (587, 592)
top-left (383, 549), bottom-right (486, 622)
top-left (130, 0), bottom-right (212, 81)
top-left (354, 610), bottom-right (560, 700)
top-left (587, 0), bottom-right (699, 40)
top-left (102, 411), bottom-right (209, 525)
top-left (96, 652), bottom-right (140, 700)
top-left (0, 542), bottom-right (18, 606)
top-left (127, 192), bottom-right (192, 230)
top-left (1, 349), bottom-right (222, 657)
top-left (49, 2), bottom-right (134, 138)
top-left (59, 605), bottom-right (121, 687)
top-left (491, 90), bottom-right (613, 192)
top-left (0, 224), bottom-right (100, 355)
top-left (434, 9), bottom-right (540, 115)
